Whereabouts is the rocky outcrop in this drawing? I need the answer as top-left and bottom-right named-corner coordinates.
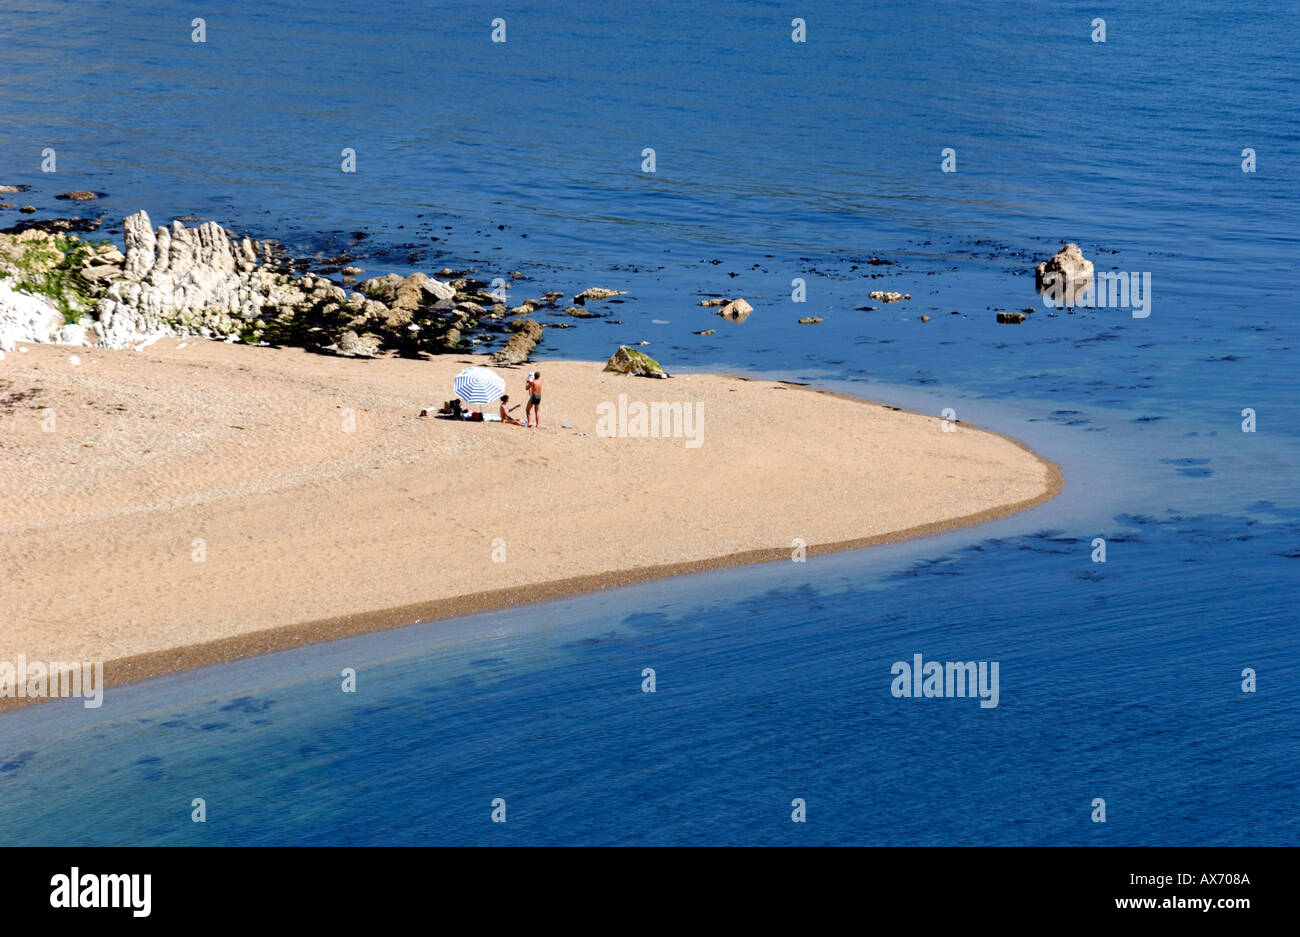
top-left (604, 345), bottom-right (668, 378)
top-left (1035, 243), bottom-right (1093, 299)
top-left (1, 209), bottom-right (590, 358)
top-left (717, 298), bottom-right (753, 323)
top-left (92, 210), bottom-right (277, 347)
top-left (76, 211), bottom-right (479, 354)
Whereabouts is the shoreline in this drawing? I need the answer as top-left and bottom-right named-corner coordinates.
top-left (0, 343), bottom-right (1055, 706)
top-left (1, 383), bottom-right (1062, 713)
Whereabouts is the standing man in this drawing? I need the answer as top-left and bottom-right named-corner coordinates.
top-left (525, 371), bottom-right (542, 428)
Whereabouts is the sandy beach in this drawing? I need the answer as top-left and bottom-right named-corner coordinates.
top-left (0, 339), bottom-right (1059, 697)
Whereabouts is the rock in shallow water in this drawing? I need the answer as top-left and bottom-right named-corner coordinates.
top-left (1035, 242), bottom-right (1094, 298)
top-left (573, 287), bottom-right (625, 303)
top-left (717, 298), bottom-right (753, 322)
top-left (491, 318), bottom-right (543, 365)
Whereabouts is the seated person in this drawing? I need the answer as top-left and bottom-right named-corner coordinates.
top-left (498, 395), bottom-right (525, 426)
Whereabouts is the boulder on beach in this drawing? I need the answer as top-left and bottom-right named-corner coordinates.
top-left (337, 330), bottom-right (381, 357)
top-left (717, 298), bottom-right (753, 323)
top-left (1035, 242), bottom-right (1093, 298)
top-left (604, 345), bottom-right (669, 378)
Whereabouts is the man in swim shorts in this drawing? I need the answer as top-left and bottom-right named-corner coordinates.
top-left (525, 371), bottom-right (542, 428)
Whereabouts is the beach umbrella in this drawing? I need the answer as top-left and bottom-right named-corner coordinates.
top-left (453, 366), bottom-right (506, 404)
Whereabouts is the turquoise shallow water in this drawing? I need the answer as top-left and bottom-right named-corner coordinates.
top-left (0, 0), bottom-right (1296, 844)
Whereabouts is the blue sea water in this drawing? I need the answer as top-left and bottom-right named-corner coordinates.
top-left (0, 0), bottom-right (1297, 845)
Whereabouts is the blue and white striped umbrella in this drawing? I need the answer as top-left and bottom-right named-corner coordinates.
top-left (453, 366), bottom-right (506, 404)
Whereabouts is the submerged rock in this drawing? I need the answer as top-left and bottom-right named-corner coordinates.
top-left (604, 345), bottom-right (669, 378)
top-left (798, 317), bottom-right (822, 324)
top-left (56, 191), bottom-right (100, 201)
